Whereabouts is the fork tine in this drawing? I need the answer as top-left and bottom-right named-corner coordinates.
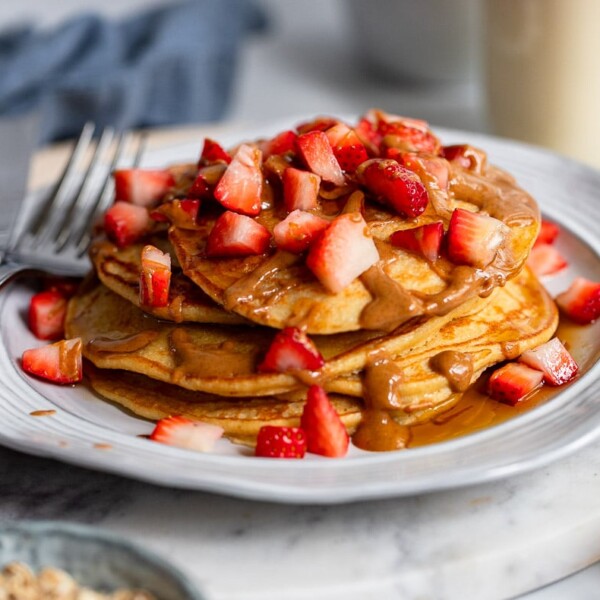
top-left (54, 127), bottom-right (116, 251)
top-left (16, 122), bottom-right (95, 251)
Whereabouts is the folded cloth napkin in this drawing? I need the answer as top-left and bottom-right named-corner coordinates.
top-left (0, 0), bottom-right (266, 142)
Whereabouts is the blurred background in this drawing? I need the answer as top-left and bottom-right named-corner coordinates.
top-left (0, 0), bottom-right (597, 160)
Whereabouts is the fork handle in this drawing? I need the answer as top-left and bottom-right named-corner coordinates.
top-left (0, 263), bottom-right (31, 290)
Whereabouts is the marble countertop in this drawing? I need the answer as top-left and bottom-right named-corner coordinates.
top-left (3, 1), bottom-right (600, 598)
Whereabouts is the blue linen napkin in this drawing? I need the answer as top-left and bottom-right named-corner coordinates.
top-left (0, 0), bottom-right (266, 142)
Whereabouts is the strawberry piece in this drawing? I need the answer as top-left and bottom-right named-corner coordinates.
top-left (214, 144), bottom-right (263, 216)
top-left (519, 338), bottom-right (579, 386)
top-left (21, 338), bottom-right (82, 384)
top-left (140, 245), bottom-right (171, 307)
top-left (526, 243), bottom-right (568, 276)
top-left (258, 327), bottom-right (325, 373)
top-left (273, 210), bottom-right (329, 253)
top-left (104, 201), bottom-right (151, 248)
top-left (188, 164), bottom-right (228, 199)
top-left (325, 123), bottom-right (369, 173)
top-left (487, 362), bottom-right (544, 406)
top-left (255, 426), bottom-right (307, 459)
top-left (555, 277), bottom-right (600, 324)
top-left (113, 169), bottom-right (175, 207)
top-left (442, 144), bottom-right (473, 169)
top-left (357, 159), bottom-right (429, 218)
top-left (28, 290), bottom-right (68, 340)
top-left (42, 277), bottom-right (80, 298)
top-left (534, 220), bottom-right (560, 247)
top-left (206, 211), bottom-right (271, 257)
top-left (282, 167), bottom-right (320, 212)
top-left (200, 138), bottom-right (231, 164)
top-left (150, 199), bottom-right (200, 228)
top-left (261, 130), bottom-right (297, 158)
top-left (390, 222), bottom-right (444, 262)
top-left (447, 208), bottom-right (508, 268)
top-left (296, 131), bottom-right (345, 186)
top-left (306, 212), bottom-right (379, 293)
top-left (300, 385), bottom-right (349, 458)
top-left (296, 116), bottom-right (339, 134)
top-left (150, 416), bottom-right (224, 452)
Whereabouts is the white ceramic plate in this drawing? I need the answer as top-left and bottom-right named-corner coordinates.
top-left (1, 122), bottom-right (599, 504)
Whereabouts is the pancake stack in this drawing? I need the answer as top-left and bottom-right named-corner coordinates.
top-left (65, 110), bottom-right (558, 451)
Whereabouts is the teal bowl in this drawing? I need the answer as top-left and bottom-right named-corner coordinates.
top-left (0, 521), bottom-right (204, 600)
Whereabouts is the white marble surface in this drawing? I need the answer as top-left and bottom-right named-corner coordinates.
top-left (1, 1), bottom-right (600, 598)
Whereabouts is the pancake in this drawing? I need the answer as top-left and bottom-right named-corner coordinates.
top-left (90, 236), bottom-right (246, 325)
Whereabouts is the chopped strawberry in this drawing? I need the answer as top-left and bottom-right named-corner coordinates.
top-left (273, 210), bottom-right (329, 254)
top-left (140, 245), bottom-right (171, 307)
top-left (555, 277), bottom-right (600, 324)
top-left (447, 208), bottom-right (508, 268)
top-left (258, 327), bottom-right (325, 373)
top-left (188, 164), bottom-right (228, 199)
top-left (357, 159), bottom-right (429, 218)
top-left (526, 243), bottom-right (568, 276)
top-left (390, 222), bottom-right (444, 262)
top-left (296, 116), bottom-right (339, 134)
top-left (200, 138), bottom-right (231, 164)
top-left (534, 220), bottom-right (560, 247)
top-left (150, 199), bottom-right (200, 228)
top-left (296, 131), bottom-right (346, 186)
top-left (21, 338), bottom-right (82, 384)
top-left (213, 144), bottom-right (263, 216)
top-left (206, 211), bottom-right (271, 257)
top-left (325, 123), bottom-right (369, 173)
top-left (150, 416), bottom-right (224, 452)
top-left (519, 338), bottom-right (579, 386)
top-left (104, 201), bottom-right (151, 248)
top-left (282, 167), bottom-right (320, 212)
top-left (306, 212), bottom-right (379, 293)
top-left (487, 362), bottom-right (544, 406)
top-left (261, 130), bottom-right (298, 158)
top-left (28, 290), bottom-right (68, 340)
top-left (113, 169), bottom-right (175, 207)
top-left (300, 385), bottom-right (349, 458)
top-left (255, 426), bottom-right (307, 459)
top-left (441, 144), bottom-right (488, 173)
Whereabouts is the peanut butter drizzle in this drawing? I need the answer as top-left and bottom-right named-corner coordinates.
top-left (30, 410), bottom-right (56, 417)
top-left (88, 331), bottom-right (159, 354)
top-left (168, 328), bottom-right (257, 382)
top-left (223, 251), bottom-right (301, 313)
top-left (59, 339), bottom-right (83, 381)
top-left (430, 350), bottom-right (474, 392)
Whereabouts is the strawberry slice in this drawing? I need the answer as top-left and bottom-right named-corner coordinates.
top-left (258, 327), bottom-right (325, 373)
top-left (21, 338), bottom-right (83, 384)
top-left (555, 277), bottom-right (600, 324)
top-left (300, 385), bottom-right (349, 458)
top-left (150, 416), bottom-right (224, 452)
top-left (150, 198), bottom-right (200, 228)
top-left (261, 130), bottom-right (297, 158)
top-left (200, 138), bottom-right (231, 164)
top-left (214, 144), bottom-right (263, 216)
top-left (28, 290), bottom-right (68, 340)
top-left (255, 426), bottom-right (307, 458)
top-left (325, 123), bottom-right (369, 173)
top-left (283, 167), bottom-right (320, 212)
top-left (104, 201), bottom-right (151, 248)
top-left (487, 362), bottom-right (544, 406)
top-left (534, 220), bottom-right (560, 247)
top-left (296, 131), bottom-right (346, 186)
top-left (357, 159), bottom-right (429, 218)
top-left (306, 212), bottom-right (379, 293)
top-left (519, 338), bottom-right (579, 386)
top-left (140, 245), bottom-right (171, 307)
top-left (526, 243), bottom-right (568, 276)
top-left (273, 210), bottom-right (329, 254)
top-left (390, 222), bottom-right (444, 262)
top-left (113, 169), bottom-right (175, 207)
top-left (206, 211), bottom-right (271, 257)
top-left (447, 208), bottom-right (508, 268)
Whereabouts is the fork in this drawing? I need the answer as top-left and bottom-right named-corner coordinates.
top-left (0, 124), bottom-right (147, 289)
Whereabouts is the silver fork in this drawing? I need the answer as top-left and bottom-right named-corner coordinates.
top-left (0, 124), bottom-right (147, 289)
